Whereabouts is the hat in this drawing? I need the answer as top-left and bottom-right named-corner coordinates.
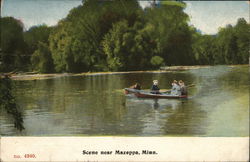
top-left (153, 80), bottom-right (158, 85)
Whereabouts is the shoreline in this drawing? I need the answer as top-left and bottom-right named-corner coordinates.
top-left (1, 64), bottom-right (248, 81)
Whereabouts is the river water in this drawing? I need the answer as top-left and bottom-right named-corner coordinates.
top-left (0, 65), bottom-right (249, 136)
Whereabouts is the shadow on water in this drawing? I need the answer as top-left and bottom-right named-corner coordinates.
top-left (0, 76), bottom-right (25, 133)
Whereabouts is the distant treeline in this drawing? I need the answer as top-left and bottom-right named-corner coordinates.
top-left (0, 0), bottom-right (249, 73)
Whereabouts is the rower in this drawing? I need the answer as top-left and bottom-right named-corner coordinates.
top-left (170, 80), bottom-right (181, 96)
top-left (151, 80), bottom-right (160, 94)
top-left (131, 83), bottom-right (141, 90)
top-left (179, 80), bottom-right (188, 96)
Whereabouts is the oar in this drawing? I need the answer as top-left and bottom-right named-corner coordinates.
top-left (186, 84), bottom-right (195, 88)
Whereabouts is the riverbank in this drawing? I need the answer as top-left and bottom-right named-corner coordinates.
top-left (2, 65), bottom-right (248, 81)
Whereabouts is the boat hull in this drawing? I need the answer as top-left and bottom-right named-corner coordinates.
top-left (124, 88), bottom-right (187, 99)
top-left (124, 88), bottom-right (141, 94)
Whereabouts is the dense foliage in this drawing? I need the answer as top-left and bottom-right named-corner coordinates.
top-left (24, 25), bottom-right (53, 72)
top-left (0, 1), bottom-right (249, 73)
top-left (24, 25), bottom-right (52, 54)
top-left (31, 42), bottom-right (54, 73)
top-left (0, 17), bottom-right (27, 71)
top-left (0, 75), bottom-right (24, 131)
top-left (192, 18), bottom-right (250, 65)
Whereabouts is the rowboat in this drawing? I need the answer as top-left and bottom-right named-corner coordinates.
top-left (124, 88), bottom-right (187, 99)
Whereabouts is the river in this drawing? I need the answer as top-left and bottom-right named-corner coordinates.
top-left (0, 65), bottom-right (249, 136)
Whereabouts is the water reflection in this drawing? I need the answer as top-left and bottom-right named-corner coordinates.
top-left (153, 99), bottom-right (159, 109)
top-left (0, 66), bottom-right (248, 136)
top-left (125, 96), bottom-right (207, 136)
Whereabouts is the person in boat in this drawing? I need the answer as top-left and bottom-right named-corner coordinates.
top-left (179, 80), bottom-right (188, 96)
top-left (131, 83), bottom-right (141, 90)
top-left (170, 80), bottom-right (181, 96)
top-left (151, 80), bottom-right (160, 94)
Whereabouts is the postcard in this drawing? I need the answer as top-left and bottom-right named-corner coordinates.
top-left (0, 0), bottom-right (249, 161)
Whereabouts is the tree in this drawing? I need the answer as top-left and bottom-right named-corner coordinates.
top-left (216, 25), bottom-right (238, 64)
top-left (49, 0), bottom-right (142, 72)
top-left (49, 21), bottom-right (77, 72)
top-left (150, 56), bottom-right (164, 68)
top-left (191, 17), bottom-right (249, 65)
top-left (0, 17), bottom-right (27, 71)
top-left (102, 20), bottom-right (158, 71)
top-left (0, 75), bottom-right (24, 131)
top-left (2, 2), bottom-right (249, 73)
top-left (234, 18), bottom-right (250, 64)
top-left (102, 20), bottom-right (128, 71)
top-left (192, 33), bottom-right (216, 65)
top-left (144, 2), bottom-right (194, 66)
top-left (31, 42), bottom-right (54, 73)
top-left (24, 24), bottom-right (52, 55)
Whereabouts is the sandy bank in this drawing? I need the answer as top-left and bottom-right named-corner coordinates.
top-left (1, 65), bottom-right (247, 81)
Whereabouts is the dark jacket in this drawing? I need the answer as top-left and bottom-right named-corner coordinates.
top-left (180, 86), bottom-right (187, 95)
top-left (151, 85), bottom-right (160, 94)
top-left (151, 85), bottom-right (160, 91)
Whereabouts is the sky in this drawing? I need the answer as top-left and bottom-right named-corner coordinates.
top-left (184, 1), bottom-right (249, 34)
top-left (1, 0), bottom-right (249, 34)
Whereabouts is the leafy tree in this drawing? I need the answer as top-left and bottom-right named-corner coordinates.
top-left (161, 0), bottom-right (187, 8)
top-left (1, 3), bottom-right (249, 73)
top-left (102, 20), bottom-right (128, 71)
top-left (31, 42), bottom-right (54, 73)
top-left (191, 18), bottom-right (249, 65)
top-left (0, 75), bottom-right (24, 131)
top-left (150, 56), bottom-right (164, 68)
top-left (234, 18), bottom-right (250, 64)
top-left (49, 21), bottom-right (76, 72)
top-left (24, 24), bottom-right (52, 55)
top-left (145, 2), bottom-right (194, 66)
top-left (216, 25), bottom-right (239, 64)
top-left (49, 0), bottom-right (141, 72)
top-left (0, 17), bottom-right (27, 71)
top-left (102, 20), bottom-right (158, 71)
top-left (192, 33), bottom-right (216, 65)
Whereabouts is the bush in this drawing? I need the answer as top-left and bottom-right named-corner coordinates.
top-left (150, 56), bottom-right (164, 68)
